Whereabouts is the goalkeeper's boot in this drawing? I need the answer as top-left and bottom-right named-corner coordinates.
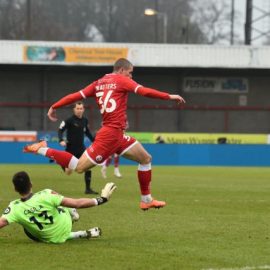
top-left (140, 199), bottom-right (166, 211)
top-left (23, 140), bottom-right (47, 153)
top-left (86, 227), bottom-right (102, 238)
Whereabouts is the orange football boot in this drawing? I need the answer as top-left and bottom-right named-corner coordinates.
top-left (140, 199), bottom-right (166, 211)
top-left (23, 140), bottom-right (47, 153)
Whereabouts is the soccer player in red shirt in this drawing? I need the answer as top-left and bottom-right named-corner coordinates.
top-left (24, 58), bottom-right (185, 210)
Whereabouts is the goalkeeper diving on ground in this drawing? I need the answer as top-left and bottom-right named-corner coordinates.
top-left (0, 171), bottom-right (116, 243)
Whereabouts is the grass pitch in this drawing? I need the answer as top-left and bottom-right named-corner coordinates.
top-left (0, 164), bottom-right (270, 270)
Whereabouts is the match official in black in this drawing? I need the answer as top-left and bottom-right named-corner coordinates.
top-left (58, 102), bottom-right (98, 194)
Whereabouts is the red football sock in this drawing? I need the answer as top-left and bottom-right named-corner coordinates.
top-left (114, 155), bottom-right (119, 168)
top-left (46, 149), bottom-right (74, 168)
top-left (105, 156), bottom-right (112, 167)
top-left (137, 170), bottom-right (151, 195)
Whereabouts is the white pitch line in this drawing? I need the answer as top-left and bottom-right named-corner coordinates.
top-left (193, 200), bottom-right (268, 203)
top-left (202, 265), bottom-right (270, 270)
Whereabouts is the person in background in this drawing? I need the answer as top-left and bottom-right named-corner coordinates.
top-left (58, 102), bottom-right (97, 194)
top-left (101, 154), bottom-right (122, 179)
top-left (0, 171), bottom-right (116, 243)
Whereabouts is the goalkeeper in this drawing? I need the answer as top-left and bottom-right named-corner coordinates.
top-left (0, 171), bottom-right (116, 244)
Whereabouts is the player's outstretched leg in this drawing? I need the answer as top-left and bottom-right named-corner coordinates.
top-left (23, 140), bottom-right (47, 153)
top-left (23, 140), bottom-right (78, 171)
top-left (123, 142), bottom-right (166, 210)
top-left (68, 227), bottom-right (101, 240)
top-left (138, 163), bottom-right (166, 211)
top-left (140, 199), bottom-right (166, 210)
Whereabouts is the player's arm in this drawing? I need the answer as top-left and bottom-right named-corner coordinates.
top-left (48, 92), bottom-right (83, 122)
top-left (48, 83), bottom-right (96, 122)
top-left (122, 77), bottom-right (185, 104)
top-left (168, 94), bottom-right (186, 104)
top-left (61, 197), bottom-right (97, 208)
top-left (0, 217), bottom-right (9, 229)
top-left (60, 183), bottom-right (116, 208)
top-left (136, 86), bottom-right (186, 104)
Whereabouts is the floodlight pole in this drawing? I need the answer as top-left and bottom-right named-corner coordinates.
top-left (154, 0), bottom-right (159, 43)
top-left (161, 12), bottom-right (168, 43)
top-left (26, 0), bottom-right (32, 40)
top-left (108, 0), bottom-right (113, 42)
top-left (144, 9), bottom-right (168, 43)
top-left (245, 0), bottom-right (253, 45)
top-left (230, 0), bottom-right (235, 45)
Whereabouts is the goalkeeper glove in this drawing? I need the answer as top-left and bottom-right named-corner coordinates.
top-left (96, 182), bottom-right (117, 205)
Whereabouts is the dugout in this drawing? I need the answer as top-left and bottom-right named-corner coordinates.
top-left (1, 41), bottom-right (270, 134)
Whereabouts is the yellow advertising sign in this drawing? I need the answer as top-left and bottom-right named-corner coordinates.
top-left (24, 46), bottom-right (128, 64)
top-left (152, 133), bottom-right (268, 144)
top-left (127, 132), bottom-right (268, 144)
top-left (64, 47), bottom-right (128, 63)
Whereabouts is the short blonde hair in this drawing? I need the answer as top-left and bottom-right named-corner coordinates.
top-left (113, 58), bottom-right (133, 71)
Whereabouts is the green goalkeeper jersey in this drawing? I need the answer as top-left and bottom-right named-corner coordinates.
top-left (1, 189), bottom-right (72, 244)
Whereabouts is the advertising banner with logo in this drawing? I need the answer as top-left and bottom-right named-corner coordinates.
top-left (127, 132), bottom-right (267, 144)
top-left (64, 47), bottom-right (128, 64)
top-left (0, 131), bottom-right (266, 145)
top-left (24, 46), bottom-right (128, 64)
top-left (183, 77), bottom-right (248, 93)
top-left (152, 133), bottom-right (267, 144)
top-left (127, 132), bottom-right (155, 143)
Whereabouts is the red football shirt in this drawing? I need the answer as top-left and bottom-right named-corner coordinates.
top-left (80, 73), bottom-right (141, 130)
top-left (52, 73), bottom-right (170, 130)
